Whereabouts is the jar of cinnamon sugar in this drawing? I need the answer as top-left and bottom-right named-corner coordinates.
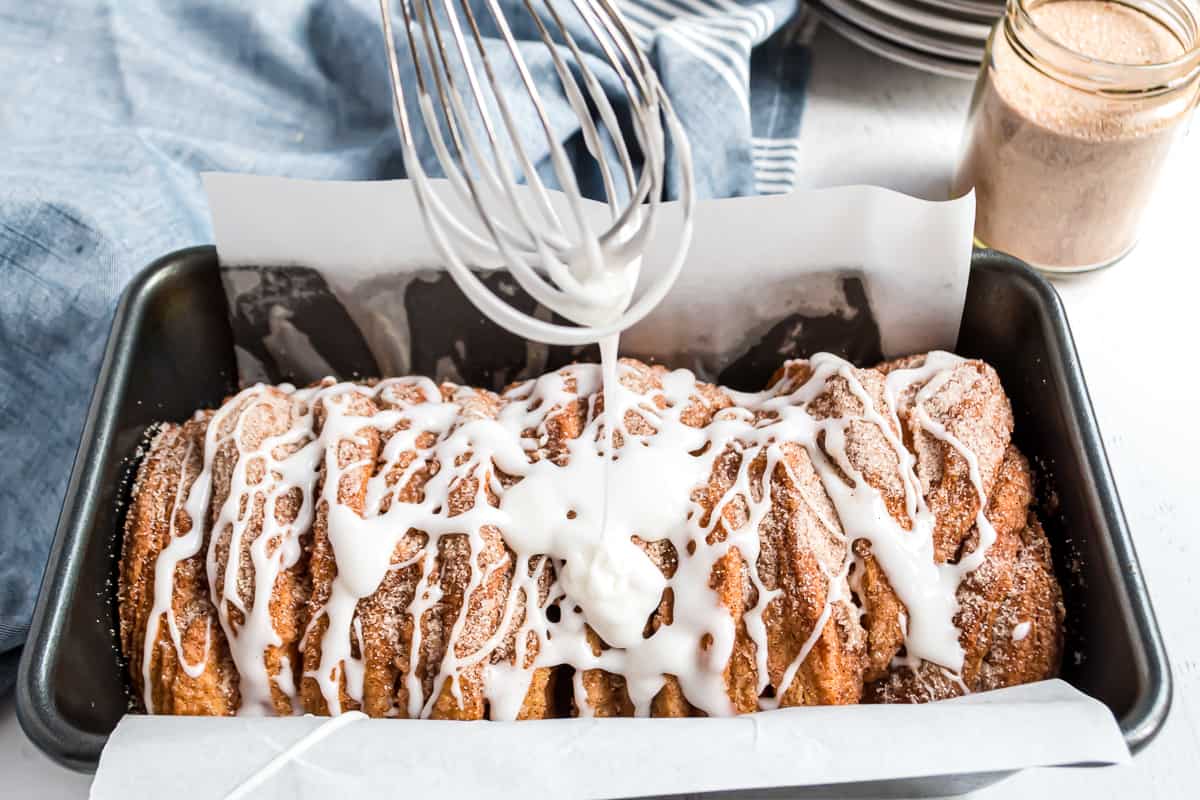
top-left (954, 0), bottom-right (1200, 273)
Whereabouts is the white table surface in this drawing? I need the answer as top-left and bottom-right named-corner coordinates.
top-left (3, 26), bottom-right (1197, 800)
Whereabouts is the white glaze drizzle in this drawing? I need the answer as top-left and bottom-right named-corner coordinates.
top-left (204, 386), bottom-right (321, 715)
top-left (142, 349), bottom-right (1001, 717)
top-left (141, 435), bottom-right (210, 713)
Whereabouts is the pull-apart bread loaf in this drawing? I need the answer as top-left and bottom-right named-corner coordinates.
top-left (119, 351), bottom-right (1063, 718)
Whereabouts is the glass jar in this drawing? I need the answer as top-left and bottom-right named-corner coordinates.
top-left (954, 0), bottom-right (1200, 273)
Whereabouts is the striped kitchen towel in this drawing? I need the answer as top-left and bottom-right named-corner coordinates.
top-left (620, 0), bottom-right (816, 195)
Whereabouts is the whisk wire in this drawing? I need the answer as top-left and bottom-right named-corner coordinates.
top-left (444, 0), bottom-right (573, 241)
top-left (414, 0), bottom-right (565, 268)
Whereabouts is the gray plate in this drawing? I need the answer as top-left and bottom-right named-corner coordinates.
top-left (813, 3), bottom-right (980, 79)
top-left (908, 0), bottom-right (1004, 20)
top-left (820, 0), bottom-right (987, 61)
top-left (855, 0), bottom-right (994, 39)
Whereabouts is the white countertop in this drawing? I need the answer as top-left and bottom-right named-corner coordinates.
top-left (3, 26), bottom-right (1197, 800)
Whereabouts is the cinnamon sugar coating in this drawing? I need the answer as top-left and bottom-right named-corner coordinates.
top-left (119, 354), bottom-right (1062, 718)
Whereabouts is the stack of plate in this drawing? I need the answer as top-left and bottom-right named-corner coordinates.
top-left (810, 0), bottom-right (1005, 79)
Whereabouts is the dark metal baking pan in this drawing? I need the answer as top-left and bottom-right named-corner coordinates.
top-left (17, 246), bottom-right (1171, 788)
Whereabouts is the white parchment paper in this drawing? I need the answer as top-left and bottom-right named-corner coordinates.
top-left (201, 174), bottom-right (975, 388)
top-left (89, 175), bottom-right (1130, 798)
top-left (91, 681), bottom-right (1127, 799)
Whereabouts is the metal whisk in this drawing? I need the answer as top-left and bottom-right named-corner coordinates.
top-left (377, 0), bottom-right (694, 346)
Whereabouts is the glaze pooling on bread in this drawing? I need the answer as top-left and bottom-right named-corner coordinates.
top-left (118, 351), bottom-right (1062, 718)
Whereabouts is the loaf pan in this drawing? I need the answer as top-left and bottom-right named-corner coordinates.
top-left (17, 246), bottom-right (1171, 790)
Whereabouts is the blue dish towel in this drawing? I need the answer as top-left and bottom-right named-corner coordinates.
top-left (0, 0), bottom-right (812, 695)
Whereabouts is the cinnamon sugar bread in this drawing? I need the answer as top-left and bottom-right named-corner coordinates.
top-left (119, 352), bottom-right (1063, 718)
